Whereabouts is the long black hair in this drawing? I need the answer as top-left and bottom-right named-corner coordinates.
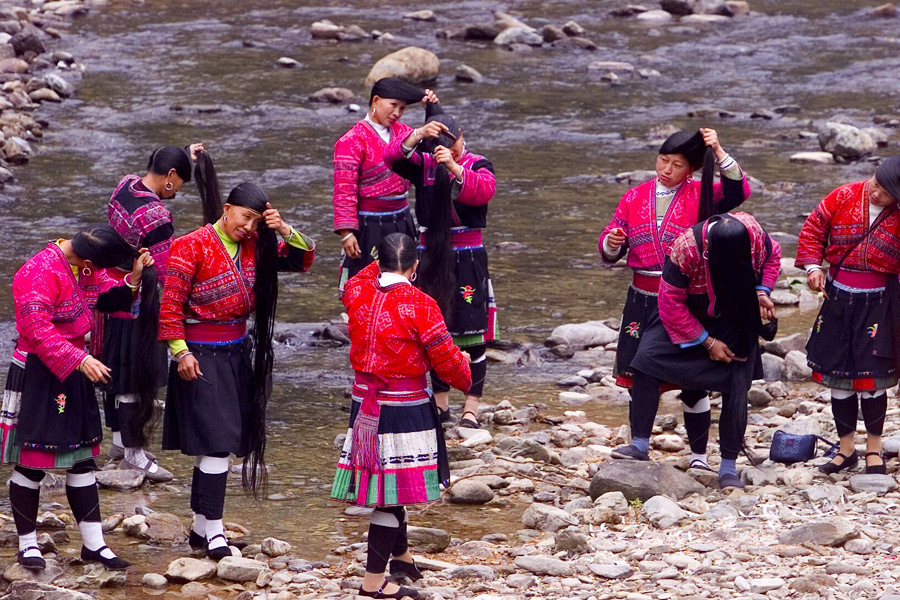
top-left (659, 130), bottom-right (717, 222)
top-left (193, 154), bottom-right (277, 496)
top-left (147, 145), bottom-right (192, 183)
top-left (706, 215), bottom-right (762, 357)
top-left (377, 232), bottom-right (418, 273)
top-left (73, 225), bottom-right (161, 447)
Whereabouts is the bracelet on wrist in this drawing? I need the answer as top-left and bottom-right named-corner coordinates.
top-left (124, 273), bottom-right (139, 290)
top-left (175, 351), bottom-right (193, 362)
top-left (340, 232), bottom-right (353, 243)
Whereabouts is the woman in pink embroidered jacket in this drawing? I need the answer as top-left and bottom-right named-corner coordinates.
top-left (601, 129), bottom-right (751, 469)
top-left (1, 226), bottom-right (157, 572)
top-left (624, 212), bottom-right (780, 490)
top-left (333, 78), bottom-right (436, 292)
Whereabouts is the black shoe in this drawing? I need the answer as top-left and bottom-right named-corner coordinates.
top-left (438, 407), bottom-right (451, 423)
top-left (389, 558), bottom-right (423, 582)
top-left (610, 444), bottom-right (649, 461)
top-left (689, 458), bottom-right (714, 472)
top-left (818, 451), bottom-right (859, 475)
top-left (81, 545), bottom-right (130, 570)
top-left (718, 473), bottom-right (744, 490)
top-left (188, 529), bottom-right (205, 550)
top-left (16, 547), bottom-right (45, 571)
top-left (865, 451), bottom-right (887, 475)
top-left (358, 583), bottom-right (420, 599)
top-left (458, 410), bottom-right (480, 429)
top-left (206, 534), bottom-right (232, 561)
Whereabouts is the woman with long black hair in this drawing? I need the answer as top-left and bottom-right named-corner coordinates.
top-left (624, 212), bottom-right (780, 489)
top-left (103, 143), bottom-right (203, 482)
top-left (1, 226), bottom-right (157, 571)
top-left (384, 102), bottom-right (497, 429)
top-left (159, 151), bottom-right (315, 560)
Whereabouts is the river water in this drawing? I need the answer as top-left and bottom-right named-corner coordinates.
top-left (0, 0), bottom-right (897, 587)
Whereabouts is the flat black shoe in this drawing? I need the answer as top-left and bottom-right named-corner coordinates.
top-left (610, 444), bottom-right (649, 461)
top-left (438, 407), bottom-right (451, 423)
top-left (188, 529), bottom-right (205, 550)
top-left (81, 545), bottom-right (130, 570)
top-left (818, 451), bottom-right (859, 475)
top-left (718, 473), bottom-right (744, 490)
top-left (206, 534), bottom-right (232, 561)
top-left (358, 583), bottom-right (420, 599)
top-left (458, 410), bottom-right (480, 430)
top-left (866, 451), bottom-right (887, 475)
top-left (389, 558), bottom-right (423, 582)
top-left (16, 547), bottom-right (45, 571)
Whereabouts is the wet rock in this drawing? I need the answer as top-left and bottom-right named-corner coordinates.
top-left (454, 23), bottom-right (502, 41)
top-left (559, 391), bottom-right (591, 406)
top-left (96, 469), bottom-right (145, 490)
top-left (849, 474), bottom-right (897, 495)
top-left (770, 290), bottom-right (798, 305)
top-left (540, 24), bottom-right (565, 42)
top-left (76, 564), bottom-right (127, 588)
top-left (521, 503), bottom-right (579, 532)
top-left (0, 58), bottom-right (28, 73)
top-left (2, 581), bottom-right (93, 600)
top-left (322, 323), bottom-right (350, 344)
top-left (557, 375), bottom-right (588, 387)
top-left (446, 565), bottom-right (496, 580)
top-left (783, 351), bottom-right (812, 381)
top-left (683, 13), bottom-right (730, 23)
top-left (687, 106), bottom-right (735, 119)
top-left (3, 560), bottom-right (64, 584)
top-left (636, 9), bottom-right (674, 21)
top-left (590, 460), bottom-right (705, 501)
top-left (11, 33), bottom-right (44, 56)
top-left (514, 555), bottom-right (574, 577)
top-left (311, 21), bottom-right (343, 39)
top-left (338, 25), bottom-right (370, 42)
top-left (778, 518), bottom-right (858, 546)
top-left (407, 526), bottom-right (450, 553)
top-left (364, 47), bottom-right (439, 87)
top-left (588, 61), bottom-right (635, 76)
top-left (165, 557), bottom-right (217, 583)
top-left (818, 122), bottom-right (876, 161)
top-left (448, 480), bottom-right (494, 504)
top-left (275, 57), bottom-right (300, 68)
top-left (217, 556), bottom-right (269, 583)
top-left (36, 533), bottom-right (56, 555)
top-left (762, 333), bottom-right (807, 357)
top-left (36, 512), bottom-right (65, 530)
top-left (404, 10), bottom-right (436, 21)
top-left (122, 514), bottom-right (147, 537)
top-left (790, 151), bottom-right (835, 164)
top-left (748, 387), bottom-right (773, 407)
top-left (493, 27), bottom-right (543, 47)
top-left (562, 20), bottom-right (586, 36)
top-left (44, 73), bottom-right (74, 97)
top-left (761, 353), bottom-right (784, 381)
top-left (455, 64), bottom-right (483, 83)
top-left (309, 87), bottom-right (354, 104)
top-left (141, 573), bottom-right (168, 588)
top-left (727, 0), bottom-right (751, 14)
top-left (494, 11), bottom-right (536, 31)
top-left (644, 495), bottom-right (688, 529)
top-left (874, 3), bottom-right (898, 17)
top-left (554, 528), bottom-right (590, 554)
top-left (143, 513), bottom-right (186, 544)
top-left (261, 537), bottom-right (292, 557)
top-left (180, 582), bottom-right (207, 597)
top-left (495, 437), bottom-right (552, 462)
top-left (548, 322), bottom-right (617, 350)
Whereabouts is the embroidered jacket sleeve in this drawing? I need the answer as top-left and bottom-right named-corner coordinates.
top-left (95, 268), bottom-right (137, 313)
top-left (384, 135), bottom-right (425, 183)
top-left (598, 189), bottom-right (632, 266)
top-left (455, 156), bottom-right (496, 207)
top-left (136, 206), bottom-right (174, 287)
top-left (158, 235), bottom-right (199, 341)
top-left (759, 234), bottom-right (782, 292)
top-left (658, 234), bottom-right (706, 346)
top-left (712, 155), bottom-right (751, 213)
top-left (333, 134), bottom-right (365, 232)
top-left (13, 268), bottom-right (88, 380)
top-left (275, 229), bottom-right (316, 272)
top-left (795, 187), bottom-right (841, 269)
top-left (417, 294), bottom-right (472, 392)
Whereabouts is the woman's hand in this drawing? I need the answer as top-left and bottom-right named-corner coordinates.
top-left (704, 337), bottom-right (735, 363)
top-left (263, 202), bottom-right (292, 238)
top-left (416, 120), bottom-right (448, 141)
top-left (807, 268), bottom-right (826, 295)
top-left (130, 248), bottom-right (154, 282)
top-left (433, 145), bottom-right (461, 176)
top-left (189, 143), bottom-right (205, 161)
top-left (758, 292), bottom-right (776, 320)
top-left (338, 229), bottom-right (361, 259)
top-left (177, 352), bottom-right (203, 381)
top-left (423, 88), bottom-right (439, 105)
top-left (461, 351), bottom-right (472, 363)
top-left (701, 128), bottom-right (726, 161)
top-left (605, 228), bottom-right (627, 253)
top-left (79, 356), bottom-right (112, 383)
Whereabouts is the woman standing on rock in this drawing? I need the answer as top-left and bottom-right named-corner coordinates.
top-left (103, 143), bottom-right (204, 483)
top-left (332, 233), bottom-right (471, 600)
top-left (159, 152), bottom-right (315, 560)
top-left (2, 226), bottom-right (157, 571)
top-left (600, 129), bottom-right (751, 467)
top-left (625, 212), bottom-right (780, 489)
top-left (797, 158), bottom-right (900, 475)
top-left (384, 102), bottom-right (497, 429)
top-left (333, 77), bottom-right (437, 292)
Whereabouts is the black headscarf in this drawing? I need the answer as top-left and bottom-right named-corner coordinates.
top-left (876, 157), bottom-right (900, 202)
top-left (659, 129), bottom-right (717, 222)
top-left (369, 77), bottom-right (426, 105)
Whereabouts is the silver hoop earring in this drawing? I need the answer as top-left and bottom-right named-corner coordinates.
top-left (410, 272), bottom-right (417, 282)
top-left (165, 181), bottom-right (174, 191)
top-left (81, 267), bottom-right (92, 277)
top-left (223, 215), bottom-right (228, 223)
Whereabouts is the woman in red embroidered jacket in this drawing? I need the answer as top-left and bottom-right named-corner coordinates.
top-left (384, 102), bottom-right (497, 429)
top-left (600, 129), bottom-right (751, 468)
top-left (333, 78), bottom-right (437, 292)
top-left (625, 212), bottom-right (779, 490)
top-left (159, 152), bottom-right (315, 560)
top-left (2, 226), bottom-right (156, 571)
top-left (796, 158), bottom-right (900, 475)
top-left (103, 143), bottom-right (203, 483)
top-left (332, 233), bottom-right (471, 600)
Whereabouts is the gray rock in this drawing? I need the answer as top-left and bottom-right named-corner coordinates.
top-left (762, 333), bottom-right (807, 357)
top-left (590, 460), bottom-right (705, 501)
top-left (636, 9), bottom-right (674, 21)
top-left (790, 151), bottom-right (835, 164)
top-left (364, 47), bottom-right (440, 87)
top-left (506, 573), bottom-right (536, 588)
top-left (650, 434), bottom-right (685, 452)
top-left (1, 581), bottom-right (93, 600)
top-left (778, 518), bottom-right (858, 546)
top-left (589, 562), bottom-right (634, 579)
top-left (644, 495), bottom-right (688, 529)
top-left (844, 537), bottom-right (874, 554)
top-left (448, 480), bottom-right (494, 504)
top-left (216, 556), bottom-right (268, 583)
top-left (143, 513), bottom-right (186, 544)
top-left (548, 322), bottom-right (618, 350)
top-left (588, 61), bottom-right (635, 76)
top-left (750, 578), bottom-right (785, 594)
top-left (783, 350), bottom-right (812, 381)
top-left (43, 73), bottom-right (74, 97)
top-left (403, 10), bottom-right (435, 21)
top-left (514, 555), bottom-right (574, 576)
top-left (309, 87), bottom-right (354, 104)
top-left (11, 32), bottom-right (44, 56)
top-left (748, 387), bottom-right (773, 407)
top-left (819, 122), bottom-right (877, 161)
top-left (275, 56), bottom-right (300, 68)
top-left (761, 353), bottom-right (784, 381)
top-left (3, 136), bottom-right (32, 164)
top-left (455, 64), bottom-right (483, 83)
top-left (849, 474), bottom-right (898, 495)
top-left (3, 560), bottom-right (64, 584)
top-left (493, 27), bottom-right (543, 47)
top-left (406, 526), bottom-right (450, 554)
top-left (76, 564), bottom-right (127, 588)
top-left (446, 565), bottom-right (496, 580)
top-left (559, 391), bottom-right (591, 405)
top-left (96, 469), bottom-right (145, 490)
top-left (540, 24), bottom-right (565, 42)
top-left (873, 2), bottom-right (899, 17)
top-left (164, 557), bottom-right (217, 583)
top-left (261, 537), bottom-right (292, 557)
top-left (521, 503), bottom-right (579, 532)
top-left (805, 484), bottom-right (844, 503)
top-left (141, 573), bottom-right (168, 589)
top-left (770, 290), bottom-right (799, 306)
top-left (594, 491), bottom-right (630, 515)
top-left (310, 20), bottom-right (343, 39)
top-left (557, 375), bottom-right (588, 387)
top-left (554, 528), bottom-right (590, 554)
top-left (495, 437), bottom-right (552, 462)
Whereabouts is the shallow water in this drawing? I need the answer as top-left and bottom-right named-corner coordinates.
top-left (0, 0), bottom-right (895, 583)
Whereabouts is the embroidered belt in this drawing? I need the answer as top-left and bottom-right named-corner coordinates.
top-left (419, 227), bottom-right (483, 249)
top-left (830, 267), bottom-right (888, 291)
top-left (358, 194), bottom-right (409, 214)
top-left (185, 321), bottom-right (247, 345)
top-left (632, 271), bottom-right (661, 294)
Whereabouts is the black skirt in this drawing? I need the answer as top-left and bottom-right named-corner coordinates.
top-left (339, 208), bottom-right (417, 291)
top-left (806, 280), bottom-right (897, 389)
top-left (447, 246), bottom-right (494, 338)
top-left (162, 339), bottom-right (254, 457)
top-left (614, 286), bottom-right (658, 386)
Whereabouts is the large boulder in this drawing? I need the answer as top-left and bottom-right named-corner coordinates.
top-left (589, 461), bottom-right (705, 501)
top-left (548, 322), bottom-right (618, 350)
top-left (818, 122), bottom-right (877, 161)
top-left (407, 526), bottom-right (450, 553)
top-left (762, 333), bottom-right (807, 357)
top-left (364, 47), bottom-right (439, 87)
top-left (783, 351), bottom-right (812, 381)
top-left (448, 480), bottom-right (494, 504)
top-left (761, 353), bottom-right (784, 381)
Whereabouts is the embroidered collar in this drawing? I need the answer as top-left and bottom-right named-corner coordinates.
top-left (378, 272), bottom-right (410, 287)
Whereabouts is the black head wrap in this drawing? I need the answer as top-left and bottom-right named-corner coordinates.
top-left (226, 182), bottom-right (268, 213)
top-left (875, 157), bottom-right (900, 202)
top-left (659, 130), bottom-right (707, 170)
top-left (369, 77), bottom-right (426, 105)
top-left (419, 102), bottom-right (461, 153)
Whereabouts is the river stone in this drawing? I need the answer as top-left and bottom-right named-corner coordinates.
top-left (448, 480), bottom-right (494, 504)
top-left (644, 495), bottom-right (688, 529)
top-left (2, 581), bottom-right (94, 600)
top-left (261, 537), bottom-right (292, 557)
top-left (3, 560), bottom-right (64, 584)
top-left (778, 518), bottom-right (858, 546)
top-left (750, 578), bottom-right (785, 594)
top-left (762, 333), bottom-right (807, 357)
top-left (217, 556), bottom-right (268, 583)
top-left (541, 24), bottom-right (565, 42)
top-left (493, 26), bottom-right (543, 47)
top-left (761, 353), bottom-right (784, 381)
top-left (44, 73), bottom-right (74, 98)
top-left (514, 555), bottom-right (574, 577)
top-left (588, 61), bottom-right (635, 75)
top-left (309, 87), bottom-right (354, 104)
top-left (747, 387), bottom-right (773, 407)
top-left (783, 351), bottom-right (812, 381)
top-left (0, 58), bottom-right (27, 73)
top-left (790, 574), bottom-right (838, 593)
top-left (770, 290), bottom-right (799, 306)
top-left (455, 64), bottom-right (483, 83)
top-left (122, 514), bottom-right (147, 537)
top-left (96, 469), bottom-right (145, 490)
top-left (404, 9), bottom-right (435, 21)
top-left (637, 9), bottom-right (674, 21)
top-left (790, 151), bottom-right (835, 164)
top-left (849, 474), bottom-right (898, 495)
top-left (780, 468), bottom-right (814, 487)
top-left (459, 429), bottom-right (492, 447)
top-left (819, 122), bottom-right (876, 161)
top-left (36, 512), bottom-right (65, 529)
top-left (590, 460), bottom-right (705, 501)
top-left (446, 565), bottom-right (496, 580)
top-left (554, 528), bottom-right (590, 554)
top-left (595, 491), bottom-right (629, 515)
top-left (874, 3), bottom-right (898, 17)
top-left (589, 562), bottom-right (634, 579)
top-left (651, 434), bottom-right (685, 452)
top-left (144, 513), bottom-right (186, 544)
top-left (549, 322), bottom-right (617, 350)
top-left (364, 47), bottom-right (440, 87)
top-left (805, 484), bottom-right (843, 503)
top-left (76, 563), bottom-right (127, 588)
top-left (559, 391), bottom-right (591, 405)
top-left (180, 582), bottom-right (207, 597)
top-left (165, 557), bottom-right (217, 583)
top-left (495, 437), bottom-right (552, 462)
top-left (521, 503), bottom-right (579, 532)
top-left (494, 10), bottom-right (535, 31)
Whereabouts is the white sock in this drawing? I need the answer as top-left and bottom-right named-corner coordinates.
top-left (18, 531), bottom-right (41, 558)
top-left (690, 453), bottom-right (709, 466)
top-left (206, 519), bottom-right (227, 549)
top-left (79, 521), bottom-right (116, 559)
top-left (112, 431), bottom-right (123, 447)
top-left (192, 514), bottom-right (207, 535)
top-left (124, 447), bottom-right (158, 473)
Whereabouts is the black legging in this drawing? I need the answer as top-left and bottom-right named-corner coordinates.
top-left (366, 506), bottom-right (408, 574)
top-left (431, 344), bottom-right (486, 397)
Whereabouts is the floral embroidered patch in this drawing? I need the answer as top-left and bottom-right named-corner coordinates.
top-left (815, 315), bottom-right (823, 333)
top-left (868, 323), bottom-right (879, 338)
top-left (55, 393), bottom-right (66, 414)
top-left (625, 321), bottom-right (640, 339)
top-left (460, 285), bottom-right (475, 304)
